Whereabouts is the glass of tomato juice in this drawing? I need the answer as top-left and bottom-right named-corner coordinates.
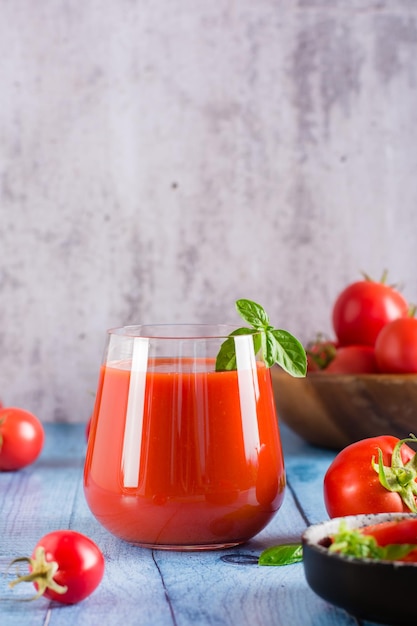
top-left (83, 325), bottom-right (286, 550)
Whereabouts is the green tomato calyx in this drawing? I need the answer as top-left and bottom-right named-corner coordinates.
top-left (372, 435), bottom-right (417, 513)
top-left (8, 546), bottom-right (68, 601)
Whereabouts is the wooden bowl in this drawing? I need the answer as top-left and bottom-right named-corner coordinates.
top-left (271, 366), bottom-right (417, 450)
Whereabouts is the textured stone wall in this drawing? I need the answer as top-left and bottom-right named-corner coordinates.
top-left (1, 1), bottom-right (416, 422)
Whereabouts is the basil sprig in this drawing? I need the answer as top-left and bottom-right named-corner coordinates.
top-left (215, 299), bottom-right (307, 377)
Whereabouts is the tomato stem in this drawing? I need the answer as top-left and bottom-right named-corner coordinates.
top-left (8, 547), bottom-right (68, 601)
top-left (372, 435), bottom-right (417, 513)
top-left (361, 269), bottom-right (388, 284)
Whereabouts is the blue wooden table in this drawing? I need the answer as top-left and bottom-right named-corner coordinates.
top-left (0, 422), bottom-right (382, 626)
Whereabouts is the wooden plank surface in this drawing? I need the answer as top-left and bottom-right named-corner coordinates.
top-left (0, 423), bottom-right (378, 626)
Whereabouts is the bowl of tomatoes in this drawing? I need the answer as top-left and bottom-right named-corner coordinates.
top-left (272, 273), bottom-right (417, 450)
top-left (302, 513), bottom-right (417, 626)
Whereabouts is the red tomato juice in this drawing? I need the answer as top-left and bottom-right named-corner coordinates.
top-left (84, 358), bottom-right (285, 548)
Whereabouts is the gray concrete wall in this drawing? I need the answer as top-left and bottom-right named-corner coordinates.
top-left (1, 1), bottom-right (416, 422)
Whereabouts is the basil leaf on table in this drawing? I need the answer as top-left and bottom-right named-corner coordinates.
top-left (258, 543), bottom-right (303, 566)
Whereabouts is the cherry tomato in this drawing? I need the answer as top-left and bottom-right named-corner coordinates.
top-left (332, 276), bottom-right (408, 347)
top-left (323, 435), bottom-right (417, 518)
top-left (323, 345), bottom-right (378, 374)
top-left (0, 407), bottom-right (44, 471)
top-left (375, 317), bottom-right (417, 373)
top-left (306, 337), bottom-right (337, 372)
top-left (9, 530), bottom-right (105, 604)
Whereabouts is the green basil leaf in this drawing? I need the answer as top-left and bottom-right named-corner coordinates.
top-left (215, 328), bottom-right (258, 372)
top-left (258, 543), bottom-right (303, 566)
top-left (263, 330), bottom-right (279, 368)
top-left (229, 327), bottom-right (258, 337)
top-left (383, 543), bottom-right (417, 561)
top-left (215, 336), bottom-right (238, 372)
top-left (270, 329), bottom-right (307, 377)
top-left (230, 328), bottom-right (264, 357)
top-left (252, 331), bottom-right (263, 357)
top-left (236, 299), bottom-right (269, 330)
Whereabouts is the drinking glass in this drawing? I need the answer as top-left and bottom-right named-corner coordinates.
top-left (84, 324), bottom-right (286, 550)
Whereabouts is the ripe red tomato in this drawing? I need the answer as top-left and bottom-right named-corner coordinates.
top-left (375, 317), bottom-right (417, 373)
top-left (323, 345), bottom-right (378, 374)
top-left (332, 277), bottom-right (408, 347)
top-left (362, 518), bottom-right (417, 562)
top-left (323, 435), bottom-right (417, 518)
top-left (0, 407), bottom-right (44, 471)
top-left (362, 518), bottom-right (417, 546)
top-left (9, 530), bottom-right (105, 604)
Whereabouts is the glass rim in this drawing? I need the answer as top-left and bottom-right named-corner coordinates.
top-left (107, 324), bottom-right (260, 340)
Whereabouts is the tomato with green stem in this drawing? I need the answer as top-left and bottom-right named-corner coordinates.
top-left (8, 530), bottom-right (105, 603)
top-left (324, 435), bottom-right (417, 518)
top-left (305, 336), bottom-right (337, 371)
